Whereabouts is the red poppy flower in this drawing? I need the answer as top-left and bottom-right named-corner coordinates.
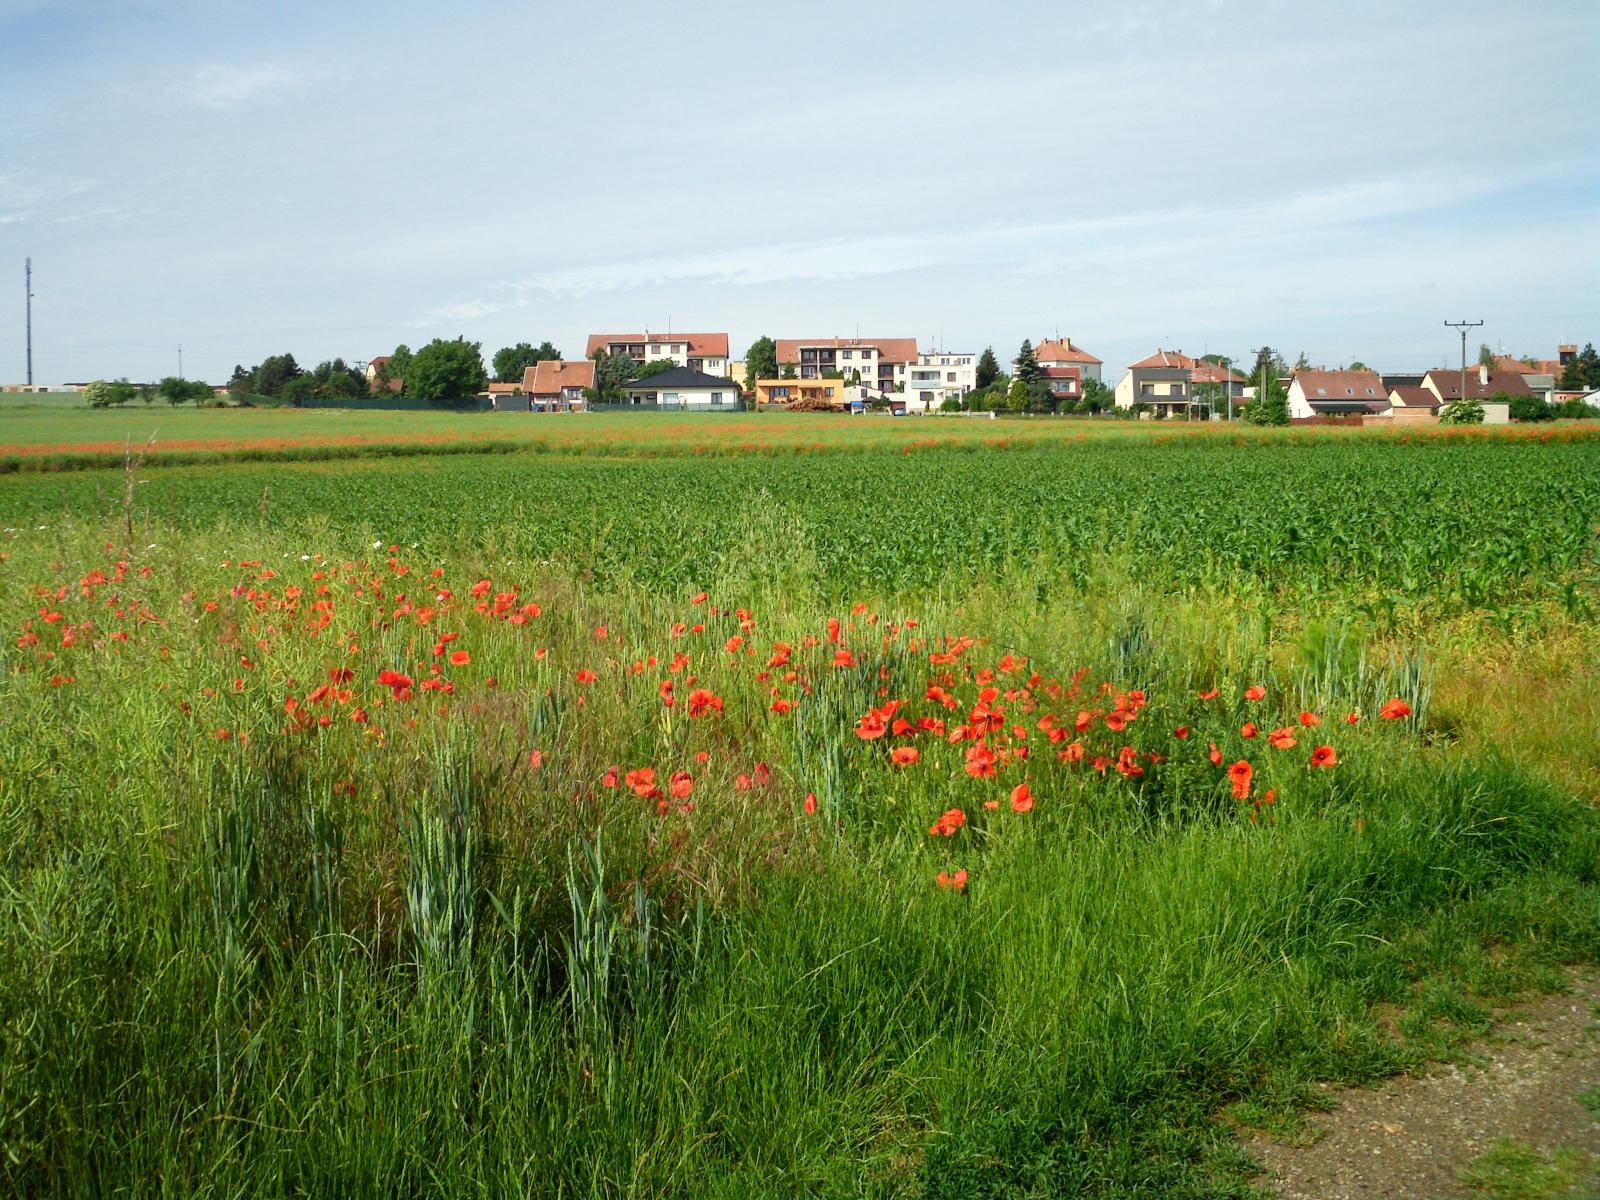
top-left (1227, 759), bottom-right (1253, 800)
top-left (1244, 685), bottom-right (1266, 701)
top-left (1208, 742), bottom-right (1223, 766)
top-left (1268, 727), bottom-right (1297, 750)
top-left (1197, 688), bottom-right (1220, 700)
top-left (1379, 698), bottom-right (1412, 720)
top-left (1241, 722), bottom-right (1259, 739)
top-left (449, 649), bottom-right (470, 667)
top-left (1310, 745), bottom-right (1338, 768)
top-left (669, 770), bottom-right (693, 800)
top-left (528, 749), bottom-right (543, 769)
top-left (688, 687), bottom-right (724, 718)
top-left (1174, 725), bottom-right (1190, 740)
top-left (1010, 783), bottom-right (1034, 813)
top-left (803, 792), bottom-right (818, 814)
top-left (575, 668), bottom-right (598, 685)
top-left (891, 746), bottom-right (920, 766)
top-left (928, 807), bottom-right (967, 836)
top-left (1298, 711), bottom-right (1321, 728)
top-left (936, 868), bottom-right (968, 891)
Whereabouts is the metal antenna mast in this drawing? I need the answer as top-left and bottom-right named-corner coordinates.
top-left (1444, 319), bottom-right (1483, 409)
top-left (25, 258), bottom-right (34, 387)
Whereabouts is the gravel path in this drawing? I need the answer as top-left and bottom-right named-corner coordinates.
top-left (1245, 973), bottom-right (1600, 1199)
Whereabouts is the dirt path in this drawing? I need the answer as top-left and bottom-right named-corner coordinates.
top-left (1245, 974), bottom-right (1600, 1199)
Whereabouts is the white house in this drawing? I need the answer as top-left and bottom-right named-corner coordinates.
top-left (1286, 369), bottom-right (1390, 420)
top-left (586, 332), bottom-right (731, 377)
top-left (1113, 350), bottom-right (1197, 417)
top-left (775, 338), bottom-right (919, 395)
top-left (904, 350), bottom-right (977, 411)
top-left (1034, 338), bottom-right (1103, 384)
top-left (619, 367), bottom-right (739, 410)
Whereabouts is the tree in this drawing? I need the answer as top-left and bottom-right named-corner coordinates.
top-left (85, 378), bottom-right (136, 408)
top-left (281, 375), bottom-right (317, 407)
top-left (1005, 376), bottom-right (1031, 412)
top-left (976, 347), bottom-right (1000, 390)
top-left (1559, 343), bottom-right (1600, 390)
top-left (1507, 393), bottom-right (1553, 422)
top-left (1081, 378), bottom-right (1112, 414)
top-left (590, 350), bottom-right (640, 402)
top-left (387, 344), bottom-right (413, 378)
top-left (743, 336), bottom-right (778, 390)
top-left (157, 376), bottom-right (211, 406)
top-left (1439, 397), bottom-right (1485, 425)
top-left (311, 358), bottom-right (366, 399)
top-left (939, 396), bottom-right (962, 413)
top-left (780, 362), bottom-right (797, 380)
top-left (636, 359), bottom-right (679, 379)
top-left (492, 341), bottom-right (561, 383)
top-left (1292, 350), bottom-right (1311, 371)
top-left (1348, 360), bottom-right (1369, 372)
top-left (1015, 340), bottom-right (1041, 386)
top-left (1554, 396), bottom-right (1597, 419)
top-left (252, 352), bottom-right (303, 398)
top-left (1478, 343), bottom-right (1496, 368)
top-left (821, 368), bottom-right (843, 380)
top-left (406, 337), bottom-right (488, 402)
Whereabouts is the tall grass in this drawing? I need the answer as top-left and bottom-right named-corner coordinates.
top-left (1, 517), bottom-right (1597, 1197)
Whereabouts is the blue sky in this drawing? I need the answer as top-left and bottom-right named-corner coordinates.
top-left (2, 0), bottom-right (1597, 384)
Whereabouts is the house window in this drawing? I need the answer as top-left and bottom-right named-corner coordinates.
top-left (842, 350), bottom-right (852, 359)
top-left (920, 391), bottom-right (934, 402)
top-left (711, 392), bottom-right (724, 405)
top-left (947, 372), bottom-right (956, 382)
top-left (662, 392), bottom-right (677, 403)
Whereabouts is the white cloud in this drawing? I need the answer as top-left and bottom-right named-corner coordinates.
top-left (180, 62), bottom-right (335, 110)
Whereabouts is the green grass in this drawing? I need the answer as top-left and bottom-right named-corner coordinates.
top-left (1454, 1138), bottom-right (1594, 1199)
top-left (1, 431), bottom-right (1598, 1197)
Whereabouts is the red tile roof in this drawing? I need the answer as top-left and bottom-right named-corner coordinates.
top-left (1388, 385), bottom-right (1441, 408)
top-left (775, 337), bottom-right (919, 364)
top-left (523, 360), bottom-right (597, 395)
top-left (1128, 349), bottom-right (1204, 370)
top-left (1422, 368), bottom-right (1533, 400)
top-left (1034, 339), bottom-right (1102, 365)
top-left (487, 382), bottom-right (521, 394)
top-left (1290, 369), bottom-right (1387, 401)
top-left (585, 333), bottom-right (730, 358)
top-left (1041, 365), bottom-right (1081, 379)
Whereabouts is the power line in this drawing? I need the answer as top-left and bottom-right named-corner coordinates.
top-left (1444, 319), bottom-right (1484, 408)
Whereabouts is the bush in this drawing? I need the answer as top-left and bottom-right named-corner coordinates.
top-left (1554, 397), bottom-right (1597, 419)
top-left (1440, 398), bottom-right (1485, 425)
top-left (939, 397), bottom-right (962, 413)
top-left (1508, 394), bottom-right (1553, 422)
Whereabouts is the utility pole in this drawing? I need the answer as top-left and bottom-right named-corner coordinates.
top-left (178, 344), bottom-right (183, 380)
top-left (1222, 356), bottom-right (1233, 422)
top-left (1444, 320), bottom-right (1483, 409)
top-left (25, 258), bottom-right (34, 387)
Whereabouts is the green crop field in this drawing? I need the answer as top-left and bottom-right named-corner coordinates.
top-left (2, 419), bottom-right (1598, 1197)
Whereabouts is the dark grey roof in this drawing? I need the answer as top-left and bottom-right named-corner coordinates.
top-left (1309, 399), bottom-right (1391, 414)
top-left (620, 368), bottom-right (734, 391)
top-left (1381, 373), bottom-right (1425, 390)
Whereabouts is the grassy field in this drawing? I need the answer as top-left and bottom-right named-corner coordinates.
top-left (3, 405), bottom-right (1597, 472)
top-left (2, 419), bottom-right (1597, 1196)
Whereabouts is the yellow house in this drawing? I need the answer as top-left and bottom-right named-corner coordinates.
top-left (753, 378), bottom-right (846, 410)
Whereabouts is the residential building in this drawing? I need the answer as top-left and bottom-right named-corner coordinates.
top-left (620, 367), bottom-right (738, 409)
top-left (1287, 369), bottom-right (1390, 419)
top-left (1042, 366), bottom-right (1082, 407)
top-left (753, 379), bottom-right (849, 410)
top-left (1112, 350), bottom-right (1200, 417)
top-left (1033, 338), bottom-right (1103, 384)
top-left (726, 360), bottom-right (747, 384)
top-left (487, 383), bottom-right (524, 411)
top-left (520, 360), bottom-right (594, 410)
top-left (775, 338), bottom-right (919, 395)
top-left (365, 356), bottom-right (403, 393)
top-left (905, 350), bottom-right (977, 411)
top-left (1380, 385), bottom-right (1443, 425)
top-left (1420, 364), bottom-right (1531, 424)
top-left (585, 332), bottom-right (731, 377)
